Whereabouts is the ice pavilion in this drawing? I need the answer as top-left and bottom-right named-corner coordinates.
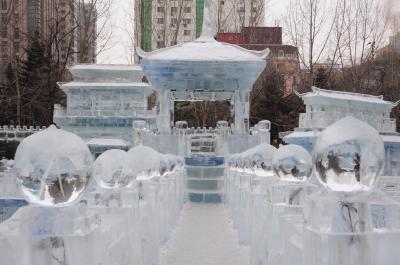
top-left (282, 86), bottom-right (400, 176)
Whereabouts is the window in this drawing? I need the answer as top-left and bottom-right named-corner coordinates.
top-left (157, 18), bottom-right (164, 24)
top-left (171, 41), bottom-right (177, 46)
top-left (1, 0), bottom-right (6, 10)
top-left (171, 18), bottom-right (177, 26)
top-left (278, 50), bottom-right (284, 57)
top-left (184, 30), bottom-right (191, 36)
top-left (171, 7), bottom-right (178, 13)
top-left (220, 1), bottom-right (225, 4)
top-left (157, 6), bottom-right (165, 12)
top-left (264, 36), bottom-right (272, 44)
top-left (157, 41), bottom-right (165, 48)
top-left (184, 7), bottom-right (191, 13)
top-left (183, 19), bottom-right (191, 25)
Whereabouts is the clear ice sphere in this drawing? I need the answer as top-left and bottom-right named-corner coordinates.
top-left (93, 149), bottom-right (135, 189)
top-left (250, 143), bottom-right (277, 177)
top-left (273, 144), bottom-right (312, 182)
top-left (14, 125), bottom-right (93, 206)
top-left (314, 117), bottom-right (385, 192)
top-left (127, 144), bottom-right (160, 179)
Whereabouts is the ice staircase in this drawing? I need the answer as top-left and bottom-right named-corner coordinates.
top-left (185, 133), bottom-right (225, 203)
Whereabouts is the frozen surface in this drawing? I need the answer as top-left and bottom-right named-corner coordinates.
top-left (13, 125), bottom-right (93, 206)
top-left (314, 117), bottom-right (385, 192)
top-left (159, 203), bottom-right (249, 265)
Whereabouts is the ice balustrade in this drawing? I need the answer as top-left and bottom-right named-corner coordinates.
top-left (0, 126), bottom-right (186, 265)
top-left (0, 125), bottom-right (47, 141)
top-left (299, 111), bottom-right (396, 132)
top-left (224, 117), bottom-right (400, 265)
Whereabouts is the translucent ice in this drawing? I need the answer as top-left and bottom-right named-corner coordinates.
top-left (13, 125), bottom-right (93, 206)
top-left (92, 149), bottom-right (135, 189)
top-left (313, 116), bottom-right (385, 192)
top-left (273, 144), bottom-right (312, 182)
top-left (127, 144), bottom-right (161, 180)
top-left (249, 144), bottom-right (277, 177)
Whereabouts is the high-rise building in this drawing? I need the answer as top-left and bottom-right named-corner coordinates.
top-left (134, 0), bottom-right (265, 61)
top-left (0, 0), bottom-right (97, 81)
top-left (76, 1), bottom-right (97, 63)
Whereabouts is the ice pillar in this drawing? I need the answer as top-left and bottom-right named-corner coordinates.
top-left (233, 90), bottom-right (250, 135)
top-left (157, 90), bottom-right (172, 133)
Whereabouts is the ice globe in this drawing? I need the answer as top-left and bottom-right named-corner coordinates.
top-left (128, 144), bottom-right (160, 180)
top-left (252, 144), bottom-right (277, 177)
top-left (273, 144), bottom-right (312, 182)
top-left (313, 117), bottom-right (384, 192)
top-left (13, 125), bottom-right (93, 206)
top-left (158, 154), bottom-right (170, 177)
top-left (92, 149), bottom-right (134, 189)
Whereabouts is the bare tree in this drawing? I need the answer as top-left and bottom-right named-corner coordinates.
top-left (73, 0), bottom-right (113, 63)
top-left (285, 0), bottom-right (341, 84)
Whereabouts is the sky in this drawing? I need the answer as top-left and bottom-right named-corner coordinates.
top-left (98, 0), bottom-right (290, 64)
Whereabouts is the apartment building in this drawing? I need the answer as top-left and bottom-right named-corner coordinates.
top-left (135, 0), bottom-right (265, 61)
top-left (0, 0), bottom-right (96, 81)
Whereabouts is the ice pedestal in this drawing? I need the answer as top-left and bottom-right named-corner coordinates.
top-left (0, 204), bottom-right (101, 265)
top-left (303, 191), bottom-right (400, 265)
top-left (265, 182), bottom-right (315, 265)
top-left (87, 188), bottom-right (141, 265)
top-left (249, 176), bottom-right (278, 265)
top-left (138, 178), bottom-right (161, 265)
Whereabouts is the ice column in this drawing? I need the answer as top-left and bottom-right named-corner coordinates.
top-left (157, 90), bottom-right (172, 133)
top-left (234, 90), bottom-right (250, 135)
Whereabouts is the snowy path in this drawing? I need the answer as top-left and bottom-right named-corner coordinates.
top-left (159, 203), bottom-right (249, 265)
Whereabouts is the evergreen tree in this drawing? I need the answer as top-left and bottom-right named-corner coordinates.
top-left (250, 69), bottom-right (305, 143)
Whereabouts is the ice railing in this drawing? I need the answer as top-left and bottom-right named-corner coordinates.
top-left (54, 104), bottom-right (157, 118)
top-left (0, 139), bottom-right (187, 265)
top-left (0, 125), bottom-right (46, 141)
top-left (225, 145), bottom-right (400, 265)
top-left (299, 112), bottom-right (396, 132)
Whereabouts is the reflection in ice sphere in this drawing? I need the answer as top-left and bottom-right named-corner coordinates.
top-left (273, 145), bottom-right (312, 182)
top-left (314, 117), bottom-right (384, 192)
top-left (14, 125), bottom-right (93, 206)
top-left (128, 144), bottom-right (160, 180)
top-left (251, 144), bottom-right (277, 177)
top-left (93, 149), bottom-right (134, 189)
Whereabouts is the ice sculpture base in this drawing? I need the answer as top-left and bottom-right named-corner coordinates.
top-left (0, 203), bottom-right (101, 265)
top-left (304, 190), bottom-right (400, 265)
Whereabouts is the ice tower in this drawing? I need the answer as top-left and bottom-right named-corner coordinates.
top-left (54, 65), bottom-right (157, 156)
top-left (137, 0), bottom-right (268, 136)
top-left (282, 87), bottom-right (400, 176)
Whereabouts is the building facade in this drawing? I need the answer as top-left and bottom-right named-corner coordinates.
top-left (0, 0), bottom-right (96, 81)
top-left (134, 0), bottom-right (265, 61)
top-left (217, 27), bottom-right (300, 95)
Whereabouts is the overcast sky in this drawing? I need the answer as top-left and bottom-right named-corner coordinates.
top-left (98, 0), bottom-right (290, 64)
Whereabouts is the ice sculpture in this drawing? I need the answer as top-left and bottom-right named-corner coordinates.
top-left (314, 116), bottom-right (384, 192)
top-left (273, 144), bottom-right (312, 182)
top-left (304, 117), bottom-right (400, 265)
top-left (264, 144), bottom-right (314, 265)
top-left (14, 125), bottom-right (93, 206)
top-left (128, 144), bottom-right (161, 180)
top-left (137, 0), bottom-right (268, 134)
top-left (93, 149), bottom-right (135, 189)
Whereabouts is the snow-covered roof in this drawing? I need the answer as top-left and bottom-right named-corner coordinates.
top-left (60, 82), bottom-right (151, 88)
top-left (86, 138), bottom-right (129, 147)
top-left (69, 64), bottom-right (143, 71)
top-left (296, 87), bottom-right (398, 108)
top-left (283, 130), bottom-right (400, 144)
top-left (58, 82), bottom-right (152, 93)
top-left (137, 37), bottom-right (269, 62)
top-left (68, 64), bottom-right (145, 83)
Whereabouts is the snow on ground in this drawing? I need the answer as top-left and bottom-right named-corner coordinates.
top-left (160, 202), bottom-right (249, 265)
